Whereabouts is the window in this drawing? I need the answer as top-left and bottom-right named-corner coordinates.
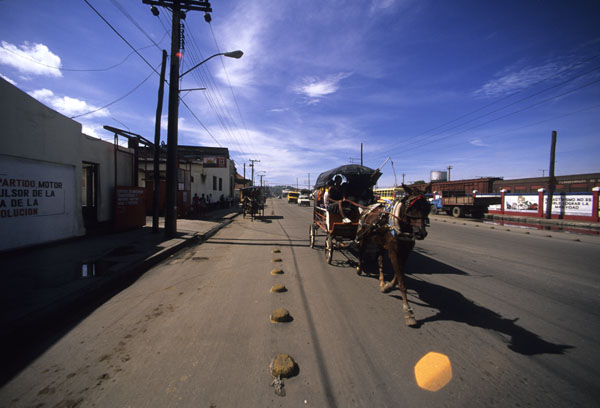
top-left (219, 177), bottom-right (223, 191)
top-left (213, 176), bottom-right (217, 190)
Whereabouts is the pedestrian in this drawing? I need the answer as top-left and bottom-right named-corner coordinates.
top-left (193, 193), bottom-right (200, 218)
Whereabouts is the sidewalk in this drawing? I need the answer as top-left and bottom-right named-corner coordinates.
top-left (484, 213), bottom-right (600, 231)
top-left (0, 207), bottom-right (241, 342)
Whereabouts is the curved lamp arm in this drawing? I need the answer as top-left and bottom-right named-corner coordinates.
top-left (179, 50), bottom-right (243, 78)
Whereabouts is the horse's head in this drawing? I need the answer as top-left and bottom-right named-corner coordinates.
top-left (398, 184), bottom-right (431, 240)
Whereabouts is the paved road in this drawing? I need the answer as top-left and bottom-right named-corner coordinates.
top-left (1, 199), bottom-right (599, 407)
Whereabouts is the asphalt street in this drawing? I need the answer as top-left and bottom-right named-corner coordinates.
top-left (1, 199), bottom-right (599, 407)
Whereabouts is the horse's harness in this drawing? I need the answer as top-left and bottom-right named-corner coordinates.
top-left (355, 195), bottom-right (428, 243)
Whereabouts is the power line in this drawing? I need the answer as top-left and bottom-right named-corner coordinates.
top-left (82, 0), bottom-right (160, 76)
top-left (383, 52), bottom-right (600, 154)
top-left (109, 0), bottom-right (163, 50)
top-left (0, 42), bottom-right (158, 72)
top-left (395, 77), bottom-right (600, 156)
top-left (70, 66), bottom-right (157, 119)
top-left (208, 22), bottom-right (257, 158)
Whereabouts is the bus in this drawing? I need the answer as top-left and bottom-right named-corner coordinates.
top-left (373, 187), bottom-right (405, 203)
top-left (287, 191), bottom-right (300, 204)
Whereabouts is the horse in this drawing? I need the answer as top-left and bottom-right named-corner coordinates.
top-left (355, 184), bottom-right (431, 326)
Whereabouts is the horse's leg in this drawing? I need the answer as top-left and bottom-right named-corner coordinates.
top-left (384, 239), bottom-right (417, 326)
top-left (356, 239), bottom-right (364, 275)
top-left (377, 249), bottom-right (386, 290)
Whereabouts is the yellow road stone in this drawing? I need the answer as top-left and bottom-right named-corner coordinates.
top-left (271, 268), bottom-right (284, 275)
top-left (270, 354), bottom-right (298, 378)
top-left (270, 284), bottom-right (287, 293)
top-left (270, 308), bottom-right (292, 323)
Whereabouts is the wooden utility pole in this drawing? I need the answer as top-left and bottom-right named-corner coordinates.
top-left (447, 165), bottom-right (453, 181)
top-left (143, 0), bottom-right (213, 238)
top-left (152, 49), bottom-right (167, 233)
top-left (249, 159), bottom-right (260, 186)
top-left (546, 131), bottom-right (557, 219)
top-left (361, 143), bottom-right (363, 166)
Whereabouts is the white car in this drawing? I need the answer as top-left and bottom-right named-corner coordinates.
top-left (298, 195), bottom-right (311, 206)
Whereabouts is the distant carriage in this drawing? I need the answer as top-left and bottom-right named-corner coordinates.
top-left (241, 186), bottom-right (265, 221)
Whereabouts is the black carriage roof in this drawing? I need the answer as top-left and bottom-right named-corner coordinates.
top-left (314, 164), bottom-right (381, 189)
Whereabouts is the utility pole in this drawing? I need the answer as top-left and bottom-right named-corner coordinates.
top-left (243, 162), bottom-right (246, 183)
top-left (308, 173), bottom-right (310, 190)
top-left (249, 159), bottom-right (260, 186)
top-left (447, 165), bottom-right (453, 182)
top-left (546, 131), bottom-right (557, 219)
top-left (143, 0), bottom-right (213, 239)
top-left (360, 143), bottom-right (363, 166)
top-left (152, 49), bottom-right (167, 233)
top-left (402, 173), bottom-right (406, 184)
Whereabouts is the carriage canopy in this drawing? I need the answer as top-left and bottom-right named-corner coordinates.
top-left (314, 164), bottom-right (381, 189)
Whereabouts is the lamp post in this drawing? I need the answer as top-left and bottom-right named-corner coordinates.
top-left (163, 49), bottom-right (243, 238)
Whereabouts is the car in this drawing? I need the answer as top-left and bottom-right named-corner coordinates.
top-left (298, 195), bottom-right (311, 206)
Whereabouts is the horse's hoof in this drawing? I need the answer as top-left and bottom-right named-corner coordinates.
top-left (380, 284), bottom-right (392, 294)
top-left (356, 267), bottom-right (362, 276)
top-left (405, 317), bottom-right (418, 327)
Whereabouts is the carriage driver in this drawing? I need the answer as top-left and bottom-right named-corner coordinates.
top-left (325, 175), bottom-right (347, 217)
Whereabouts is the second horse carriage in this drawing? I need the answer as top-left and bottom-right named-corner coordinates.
top-left (241, 186), bottom-right (265, 220)
top-left (309, 164), bottom-right (382, 263)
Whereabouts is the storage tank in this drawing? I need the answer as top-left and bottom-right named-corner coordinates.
top-left (430, 170), bottom-right (448, 182)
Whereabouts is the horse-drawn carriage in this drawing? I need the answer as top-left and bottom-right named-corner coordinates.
top-left (241, 186), bottom-right (265, 220)
top-left (309, 164), bottom-right (382, 264)
top-left (309, 164), bottom-right (432, 326)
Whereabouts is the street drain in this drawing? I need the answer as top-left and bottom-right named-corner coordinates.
top-left (271, 268), bottom-right (284, 275)
top-left (270, 308), bottom-right (293, 323)
top-left (270, 284), bottom-right (287, 293)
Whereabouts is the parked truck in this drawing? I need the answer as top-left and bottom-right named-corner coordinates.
top-left (430, 193), bottom-right (501, 218)
top-left (419, 177), bottom-right (502, 218)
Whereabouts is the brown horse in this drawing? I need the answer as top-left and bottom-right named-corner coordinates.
top-left (355, 184), bottom-right (431, 326)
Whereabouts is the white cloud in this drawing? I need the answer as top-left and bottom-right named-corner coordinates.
top-left (0, 41), bottom-right (62, 78)
top-left (474, 58), bottom-right (576, 98)
top-left (469, 139), bottom-right (489, 147)
top-left (28, 88), bottom-right (109, 118)
top-left (294, 73), bottom-right (351, 104)
top-left (1, 73), bottom-right (17, 85)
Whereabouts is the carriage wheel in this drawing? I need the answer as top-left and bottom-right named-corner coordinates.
top-left (309, 224), bottom-right (315, 249)
top-left (325, 234), bottom-right (333, 264)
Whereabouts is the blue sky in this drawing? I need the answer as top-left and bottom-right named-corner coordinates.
top-left (1, 0), bottom-right (599, 188)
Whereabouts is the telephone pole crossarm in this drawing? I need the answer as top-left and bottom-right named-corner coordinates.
top-left (142, 0), bottom-right (212, 12)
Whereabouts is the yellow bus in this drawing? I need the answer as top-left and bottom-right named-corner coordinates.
top-left (373, 187), bottom-right (405, 203)
top-left (287, 191), bottom-right (300, 204)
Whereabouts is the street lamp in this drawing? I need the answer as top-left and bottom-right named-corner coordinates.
top-left (164, 49), bottom-right (243, 238)
top-left (180, 50), bottom-right (243, 78)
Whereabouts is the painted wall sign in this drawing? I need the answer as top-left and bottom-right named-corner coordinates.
top-left (0, 154), bottom-right (78, 251)
top-left (0, 156), bottom-right (69, 219)
top-left (543, 194), bottom-right (593, 217)
top-left (114, 186), bottom-right (146, 231)
top-left (504, 194), bottom-right (538, 213)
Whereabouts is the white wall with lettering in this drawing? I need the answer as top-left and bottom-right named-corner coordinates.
top-left (0, 155), bottom-right (78, 251)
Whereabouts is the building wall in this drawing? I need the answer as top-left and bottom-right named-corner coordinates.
top-left (0, 78), bottom-right (133, 251)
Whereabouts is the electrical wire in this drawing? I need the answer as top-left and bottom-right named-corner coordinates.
top-left (82, 0), bottom-right (160, 76)
top-left (0, 43), bottom-right (158, 72)
top-left (70, 67), bottom-right (156, 119)
top-left (385, 62), bottom-right (600, 155)
top-left (394, 77), bottom-right (600, 156)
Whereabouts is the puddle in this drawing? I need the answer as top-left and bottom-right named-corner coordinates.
top-left (479, 220), bottom-right (599, 236)
top-left (80, 260), bottom-right (115, 278)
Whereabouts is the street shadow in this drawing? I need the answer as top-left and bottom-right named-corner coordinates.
top-left (356, 250), bottom-right (573, 356)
